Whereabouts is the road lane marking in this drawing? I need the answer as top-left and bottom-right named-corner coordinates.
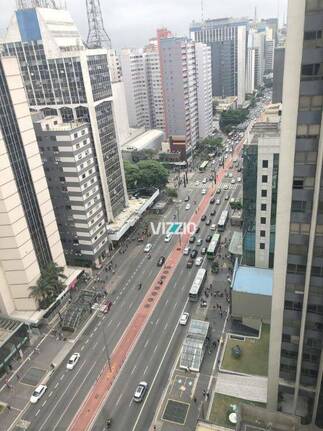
top-left (130, 364), bottom-right (137, 375)
top-left (115, 392), bottom-right (123, 407)
top-left (80, 345), bottom-right (85, 351)
top-left (36, 410), bottom-right (40, 417)
top-left (116, 321), bottom-right (121, 328)
top-left (153, 345), bottom-right (158, 354)
top-left (60, 375), bottom-right (64, 381)
top-left (52, 360), bottom-right (98, 431)
top-left (48, 392), bottom-right (53, 398)
top-left (54, 382), bottom-right (59, 389)
top-left (37, 359), bottom-right (88, 431)
top-left (143, 365), bottom-right (149, 375)
top-left (42, 400), bottom-right (47, 407)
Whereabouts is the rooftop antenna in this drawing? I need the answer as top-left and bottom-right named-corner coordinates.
top-left (86, 0), bottom-right (112, 49)
top-left (201, 0), bottom-right (204, 22)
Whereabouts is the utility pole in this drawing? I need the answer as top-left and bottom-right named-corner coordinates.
top-left (102, 327), bottom-right (112, 371)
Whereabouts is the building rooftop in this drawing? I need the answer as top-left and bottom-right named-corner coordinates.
top-left (229, 231), bottom-right (243, 256)
top-left (233, 266), bottom-right (273, 296)
top-left (35, 116), bottom-right (86, 132)
top-left (190, 17), bottom-right (249, 30)
top-left (122, 129), bottom-right (164, 152)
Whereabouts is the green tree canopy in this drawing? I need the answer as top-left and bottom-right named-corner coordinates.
top-left (220, 108), bottom-right (249, 133)
top-left (124, 159), bottom-right (169, 190)
top-left (29, 262), bottom-right (67, 309)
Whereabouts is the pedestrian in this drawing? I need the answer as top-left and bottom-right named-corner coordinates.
top-left (193, 396), bottom-right (197, 403)
top-left (219, 305), bottom-right (222, 311)
top-left (206, 392), bottom-right (210, 399)
top-left (220, 310), bottom-right (223, 318)
top-left (7, 404), bottom-right (11, 410)
top-left (202, 389), bottom-right (206, 397)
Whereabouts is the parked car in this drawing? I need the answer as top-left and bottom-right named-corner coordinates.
top-left (210, 198), bottom-right (215, 204)
top-left (157, 256), bottom-right (166, 266)
top-left (206, 235), bottom-right (212, 243)
top-left (202, 178), bottom-right (207, 184)
top-left (184, 196), bottom-right (190, 202)
top-left (201, 247), bottom-right (207, 255)
top-left (189, 235), bottom-right (196, 244)
top-left (210, 209), bottom-right (216, 216)
top-left (195, 257), bottom-right (203, 266)
top-left (197, 238), bottom-right (203, 246)
top-left (210, 224), bottom-right (216, 231)
top-left (66, 353), bottom-right (80, 370)
top-left (201, 188), bottom-right (207, 195)
top-left (231, 179), bottom-right (236, 184)
top-left (30, 384), bottom-right (47, 404)
top-left (195, 226), bottom-right (200, 234)
top-left (144, 243), bottom-right (152, 253)
top-left (186, 259), bottom-right (194, 268)
top-left (237, 177), bottom-right (241, 182)
top-left (223, 184), bottom-right (229, 190)
top-left (133, 381), bottom-right (148, 403)
top-left (179, 312), bottom-right (190, 326)
top-left (183, 247), bottom-right (190, 255)
top-left (185, 203), bottom-right (190, 210)
top-left (225, 194), bottom-right (230, 200)
top-left (190, 249), bottom-right (198, 259)
top-left (201, 215), bottom-right (207, 221)
top-left (216, 199), bottom-right (220, 205)
top-left (216, 188), bottom-right (221, 194)
top-left (164, 233), bottom-right (172, 242)
top-left (206, 219), bottom-right (211, 226)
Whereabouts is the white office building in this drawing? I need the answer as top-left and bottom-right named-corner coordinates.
top-left (195, 42), bottom-right (213, 139)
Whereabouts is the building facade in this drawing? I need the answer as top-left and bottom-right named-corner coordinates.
top-left (1, 6), bottom-right (128, 223)
top-left (243, 104), bottom-right (281, 269)
top-left (272, 46), bottom-right (285, 103)
top-left (0, 56), bottom-right (66, 316)
top-left (268, 0), bottom-right (323, 426)
top-left (159, 36), bottom-right (199, 156)
top-left (190, 18), bottom-right (247, 106)
top-left (33, 115), bottom-right (108, 266)
top-left (195, 42), bottom-right (213, 139)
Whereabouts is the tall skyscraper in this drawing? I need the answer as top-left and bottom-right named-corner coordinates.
top-left (2, 5), bottom-right (128, 223)
top-left (190, 18), bottom-right (248, 106)
top-left (159, 36), bottom-right (199, 156)
top-left (195, 42), bottom-right (213, 139)
top-left (268, 0), bottom-right (323, 426)
top-left (0, 56), bottom-right (66, 316)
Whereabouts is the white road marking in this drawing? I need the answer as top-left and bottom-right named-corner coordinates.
top-left (54, 382), bottom-right (59, 389)
top-left (128, 303), bottom-right (132, 310)
top-left (116, 321), bottom-right (121, 328)
top-left (52, 360), bottom-right (98, 431)
top-left (80, 345), bottom-right (85, 351)
top-left (107, 320), bottom-right (112, 328)
top-left (130, 364), bottom-right (137, 375)
top-left (143, 365), bottom-right (149, 375)
top-left (48, 391), bottom-right (53, 398)
top-left (35, 409), bottom-right (40, 417)
top-left (60, 375), bottom-right (64, 381)
top-left (42, 400), bottom-right (47, 407)
top-left (153, 345), bottom-right (158, 354)
top-left (115, 392), bottom-right (123, 407)
top-left (144, 339), bottom-right (149, 349)
top-left (155, 318), bottom-right (160, 326)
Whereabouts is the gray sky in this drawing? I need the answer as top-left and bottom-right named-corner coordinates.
top-left (1, 0), bottom-right (287, 49)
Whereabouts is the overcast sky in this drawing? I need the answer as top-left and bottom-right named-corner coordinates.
top-left (1, 0), bottom-right (287, 49)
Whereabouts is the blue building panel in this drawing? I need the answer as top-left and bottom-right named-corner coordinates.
top-left (16, 9), bottom-right (41, 42)
top-left (233, 266), bottom-right (273, 296)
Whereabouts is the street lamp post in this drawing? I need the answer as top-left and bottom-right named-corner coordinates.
top-left (102, 327), bottom-right (112, 372)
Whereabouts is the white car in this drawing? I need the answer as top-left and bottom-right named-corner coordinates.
top-left (231, 179), bottom-right (236, 184)
top-left (229, 172), bottom-right (233, 178)
top-left (195, 180), bottom-right (199, 186)
top-left (164, 233), bottom-right (172, 242)
top-left (216, 199), bottom-right (220, 205)
top-left (237, 177), bottom-right (241, 182)
top-left (144, 243), bottom-right (152, 253)
top-left (66, 353), bottom-right (80, 370)
top-left (195, 257), bottom-right (203, 266)
top-left (179, 312), bottom-right (190, 326)
top-left (183, 247), bottom-right (190, 255)
top-left (30, 384), bottom-right (47, 404)
top-left (202, 178), bottom-right (207, 184)
top-left (230, 198), bottom-right (235, 203)
top-left (223, 184), bottom-right (229, 190)
top-left (201, 188), bottom-right (206, 195)
top-left (210, 224), bottom-right (216, 231)
top-left (185, 203), bottom-right (190, 210)
top-left (133, 381), bottom-right (148, 402)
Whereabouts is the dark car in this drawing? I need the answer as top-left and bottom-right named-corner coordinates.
top-left (190, 249), bottom-right (198, 259)
top-left (195, 226), bottom-right (200, 234)
top-left (237, 167), bottom-right (242, 172)
top-left (186, 259), bottom-right (194, 268)
top-left (197, 238), bottom-right (203, 246)
top-left (206, 235), bottom-right (212, 243)
top-left (201, 247), bottom-right (207, 255)
top-left (210, 209), bottom-right (216, 216)
top-left (201, 215), bottom-right (207, 221)
top-left (189, 235), bottom-right (196, 244)
top-left (157, 256), bottom-right (165, 266)
top-left (210, 198), bottom-right (215, 204)
top-left (205, 219), bottom-right (211, 226)
top-left (184, 196), bottom-right (190, 202)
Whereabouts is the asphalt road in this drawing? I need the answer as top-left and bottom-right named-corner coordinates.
top-left (18, 158), bottom-right (242, 431)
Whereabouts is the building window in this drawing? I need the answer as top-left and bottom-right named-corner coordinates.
top-left (260, 230), bottom-right (266, 237)
top-left (260, 243), bottom-right (265, 250)
top-left (59, 177), bottom-right (65, 182)
top-left (74, 133), bottom-right (78, 138)
top-left (293, 178), bottom-right (304, 189)
top-left (292, 200), bottom-right (306, 213)
top-left (261, 190), bottom-right (267, 197)
top-left (261, 203), bottom-right (267, 211)
top-left (262, 175), bottom-right (268, 183)
top-left (260, 217), bottom-right (266, 224)
top-left (262, 160), bottom-right (268, 168)
top-left (50, 136), bottom-right (56, 141)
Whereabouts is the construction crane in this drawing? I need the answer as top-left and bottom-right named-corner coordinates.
top-left (86, 0), bottom-right (111, 49)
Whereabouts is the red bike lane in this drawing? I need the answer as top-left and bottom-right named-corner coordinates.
top-left (68, 141), bottom-right (243, 431)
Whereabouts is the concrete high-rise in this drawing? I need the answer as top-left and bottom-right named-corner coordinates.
top-left (2, 5), bottom-right (128, 223)
top-left (268, 0), bottom-right (323, 426)
top-left (159, 36), bottom-right (199, 157)
top-left (195, 42), bottom-right (213, 139)
top-left (190, 18), bottom-right (248, 106)
top-left (0, 56), bottom-right (66, 317)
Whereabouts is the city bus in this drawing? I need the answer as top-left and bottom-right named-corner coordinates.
top-left (199, 160), bottom-right (209, 172)
top-left (188, 268), bottom-right (207, 302)
top-left (217, 210), bottom-right (229, 232)
top-left (206, 233), bottom-right (221, 260)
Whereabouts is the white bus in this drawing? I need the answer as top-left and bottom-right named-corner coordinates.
top-left (189, 268), bottom-right (207, 302)
top-left (218, 210), bottom-right (229, 232)
top-left (199, 160), bottom-right (209, 171)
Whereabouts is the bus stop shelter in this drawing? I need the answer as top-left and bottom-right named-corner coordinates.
top-left (180, 320), bottom-right (209, 372)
